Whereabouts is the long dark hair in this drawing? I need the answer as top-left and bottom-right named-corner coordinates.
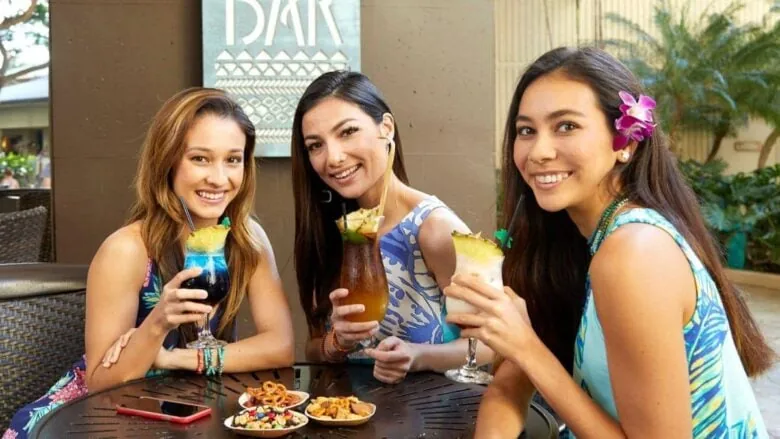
top-left (501, 47), bottom-right (774, 376)
top-left (291, 71), bottom-right (409, 336)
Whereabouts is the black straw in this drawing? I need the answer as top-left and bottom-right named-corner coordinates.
top-left (179, 196), bottom-right (196, 231)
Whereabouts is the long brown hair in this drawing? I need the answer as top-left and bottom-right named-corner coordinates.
top-left (501, 47), bottom-right (774, 376)
top-left (291, 71), bottom-right (408, 336)
top-left (127, 87), bottom-right (259, 341)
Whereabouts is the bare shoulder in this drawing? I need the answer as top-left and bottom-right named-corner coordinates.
top-left (418, 205), bottom-right (471, 253)
top-left (590, 222), bottom-right (694, 321)
top-left (94, 222), bottom-right (147, 263)
top-left (248, 218), bottom-right (274, 255)
top-left (88, 222), bottom-right (149, 295)
top-left (247, 218), bottom-right (279, 276)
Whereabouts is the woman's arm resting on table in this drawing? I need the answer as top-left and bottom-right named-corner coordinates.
top-left (85, 229), bottom-right (169, 392)
top-left (365, 210), bottom-right (493, 383)
top-left (588, 224), bottom-right (694, 438)
top-left (515, 224), bottom-right (694, 438)
top-left (405, 338), bottom-right (493, 373)
top-left (417, 209), bottom-right (495, 370)
top-left (164, 222), bottom-right (295, 371)
top-left (446, 223), bottom-right (695, 438)
top-left (474, 359), bottom-right (535, 439)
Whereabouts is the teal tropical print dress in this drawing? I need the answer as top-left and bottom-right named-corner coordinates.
top-left (3, 260), bottom-right (218, 439)
top-left (571, 208), bottom-right (768, 438)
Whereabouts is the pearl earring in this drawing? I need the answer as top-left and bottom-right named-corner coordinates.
top-left (620, 150), bottom-right (630, 162)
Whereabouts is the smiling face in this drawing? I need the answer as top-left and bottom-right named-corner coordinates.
top-left (172, 114), bottom-right (246, 228)
top-left (513, 71), bottom-right (624, 214)
top-left (301, 97), bottom-right (393, 202)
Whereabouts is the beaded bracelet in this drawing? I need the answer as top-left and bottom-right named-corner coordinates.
top-left (196, 349), bottom-right (204, 374)
top-left (320, 331), bottom-right (349, 362)
top-left (331, 332), bottom-right (353, 353)
top-left (319, 331), bottom-right (332, 361)
top-left (204, 347), bottom-right (215, 376)
top-left (217, 346), bottom-right (225, 375)
top-left (209, 348), bottom-right (216, 376)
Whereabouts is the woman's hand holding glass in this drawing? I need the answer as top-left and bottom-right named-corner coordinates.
top-left (328, 288), bottom-right (380, 350)
top-left (444, 274), bottom-right (535, 364)
top-left (150, 267), bottom-right (214, 334)
top-left (100, 267), bottom-right (210, 370)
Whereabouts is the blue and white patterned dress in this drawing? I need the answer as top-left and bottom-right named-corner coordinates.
top-left (348, 197), bottom-right (460, 361)
top-left (572, 208), bottom-right (768, 438)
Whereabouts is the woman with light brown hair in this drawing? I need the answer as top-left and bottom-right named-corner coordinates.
top-left (3, 88), bottom-right (294, 439)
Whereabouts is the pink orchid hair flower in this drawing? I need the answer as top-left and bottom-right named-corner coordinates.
top-left (613, 91), bottom-right (656, 151)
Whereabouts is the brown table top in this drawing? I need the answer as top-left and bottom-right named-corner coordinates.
top-left (31, 364), bottom-right (558, 438)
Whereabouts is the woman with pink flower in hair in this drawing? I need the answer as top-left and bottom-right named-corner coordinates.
top-left (444, 47), bottom-right (773, 438)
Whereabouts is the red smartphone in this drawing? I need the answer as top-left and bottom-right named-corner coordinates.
top-left (116, 397), bottom-right (212, 424)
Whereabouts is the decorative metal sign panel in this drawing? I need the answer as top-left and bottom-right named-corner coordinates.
top-left (203, 0), bottom-right (361, 157)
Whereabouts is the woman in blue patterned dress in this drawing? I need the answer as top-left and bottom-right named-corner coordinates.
top-left (291, 71), bottom-right (495, 383)
top-left (3, 88), bottom-right (295, 439)
top-left (444, 47), bottom-right (774, 438)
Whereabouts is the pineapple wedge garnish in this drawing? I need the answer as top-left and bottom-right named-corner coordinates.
top-left (186, 220), bottom-right (231, 253)
top-left (336, 207), bottom-right (383, 242)
top-left (447, 232), bottom-right (505, 315)
top-left (451, 231), bottom-right (504, 263)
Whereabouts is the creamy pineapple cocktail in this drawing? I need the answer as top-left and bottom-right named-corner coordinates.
top-left (446, 232), bottom-right (505, 316)
top-left (336, 207), bottom-right (389, 323)
top-left (444, 231), bottom-right (505, 384)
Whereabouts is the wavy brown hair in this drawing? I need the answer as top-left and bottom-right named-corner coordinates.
top-left (501, 47), bottom-right (774, 376)
top-left (291, 71), bottom-right (409, 336)
top-left (127, 87), bottom-right (259, 342)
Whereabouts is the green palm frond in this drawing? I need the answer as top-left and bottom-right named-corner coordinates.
top-left (604, 13), bottom-right (663, 53)
top-left (606, 0), bottom-right (780, 159)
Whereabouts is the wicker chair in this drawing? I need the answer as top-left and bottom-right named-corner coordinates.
top-left (0, 263), bottom-right (88, 430)
top-left (0, 206), bottom-right (48, 263)
top-left (0, 189), bottom-right (54, 262)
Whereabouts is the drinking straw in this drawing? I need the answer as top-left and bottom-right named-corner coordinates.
top-left (377, 136), bottom-right (396, 218)
top-left (179, 196), bottom-right (196, 231)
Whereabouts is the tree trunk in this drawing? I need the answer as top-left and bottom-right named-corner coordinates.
top-left (0, 0), bottom-right (40, 95)
top-left (668, 96), bottom-right (684, 155)
top-left (757, 128), bottom-right (780, 169)
top-left (705, 130), bottom-right (728, 163)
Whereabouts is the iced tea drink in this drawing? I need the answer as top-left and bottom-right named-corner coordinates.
top-left (336, 208), bottom-right (388, 323)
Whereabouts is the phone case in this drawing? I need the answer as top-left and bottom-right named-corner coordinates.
top-left (116, 404), bottom-right (212, 424)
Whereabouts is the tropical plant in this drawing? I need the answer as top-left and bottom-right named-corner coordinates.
top-left (0, 151), bottom-right (36, 187)
top-left (679, 159), bottom-right (780, 272)
top-left (604, 1), bottom-right (780, 161)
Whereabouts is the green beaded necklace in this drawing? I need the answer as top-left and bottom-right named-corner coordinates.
top-left (587, 195), bottom-right (630, 252)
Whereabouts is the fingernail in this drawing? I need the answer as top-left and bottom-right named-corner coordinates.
top-left (103, 362), bottom-right (110, 367)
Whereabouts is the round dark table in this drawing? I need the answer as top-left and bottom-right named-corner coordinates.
top-left (31, 364), bottom-right (558, 438)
